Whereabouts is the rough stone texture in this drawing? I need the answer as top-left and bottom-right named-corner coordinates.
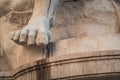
top-left (0, 0), bottom-right (120, 80)
top-left (0, 0), bottom-right (120, 69)
top-left (52, 34), bottom-right (120, 56)
top-left (1, 50), bottom-right (120, 80)
top-left (51, 0), bottom-right (119, 41)
top-left (0, 72), bottom-right (13, 80)
top-left (0, 55), bottom-right (11, 71)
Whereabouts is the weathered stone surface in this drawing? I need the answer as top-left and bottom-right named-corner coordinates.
top-left (1, 50), bottom-right (120, 80)
top-left (0, 55), bottom-right (11, 71)
top-left (0, 0), bottom-right (120, 68)
top-left (0, 72), bottom-right (13, 80)
top-left (0, 0), bottom-right (120, 80)
top-left (52, 34), bottom-right (120, 56)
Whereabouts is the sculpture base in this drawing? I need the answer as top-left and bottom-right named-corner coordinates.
top-left (1, 50), bottom-right (120, 80)
top-left (0, 34), bottom-right (120, 80)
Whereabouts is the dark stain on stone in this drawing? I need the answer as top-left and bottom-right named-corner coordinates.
top-left (36, 59), bottom-right (51, 80)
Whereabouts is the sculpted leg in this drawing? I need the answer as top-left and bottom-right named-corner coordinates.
top-left (11, 0), bottom-right (60, 47)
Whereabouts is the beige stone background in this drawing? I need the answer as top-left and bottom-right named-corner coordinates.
top-left (0, 0), bottom-right (120, 71)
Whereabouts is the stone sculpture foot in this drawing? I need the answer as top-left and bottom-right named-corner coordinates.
top-left (11, 17), bottom-right (51, 47)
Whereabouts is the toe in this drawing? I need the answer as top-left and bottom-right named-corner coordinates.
top-left (36, 31), bottom-right (49, 47)
top-left (13, 30), bottom-right (21, 42)
top-left (27, 29), bottom-right (37, 45)
top-left (19, 29), bottom-right (28, 44)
